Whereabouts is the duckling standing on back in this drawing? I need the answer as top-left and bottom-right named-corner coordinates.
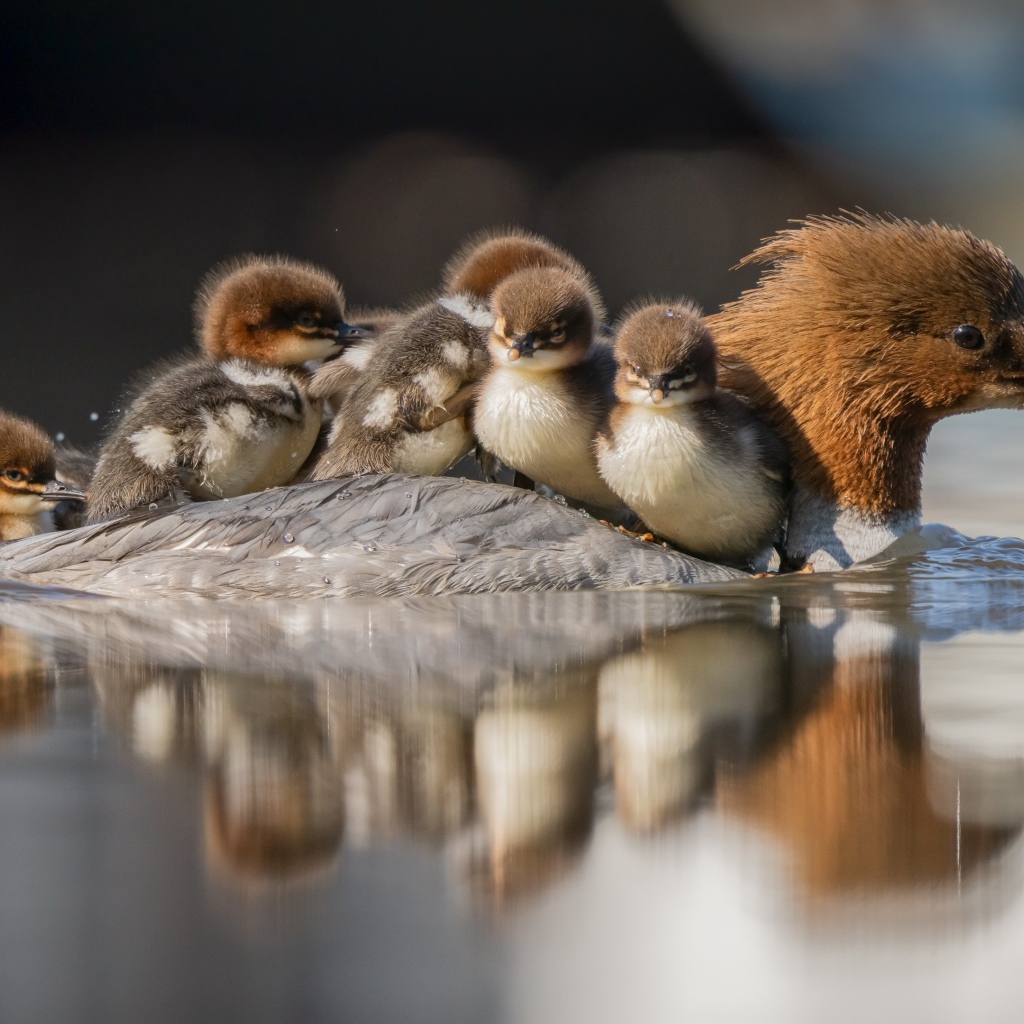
top-left (472, 266), bottom-right (622, 508)
top-left (596, 302), bottom-right (789, 565)
top-left (310, 229), bottom-right (599, 481)
top-left (0, 410), bottom-right (86, 542)
top-left (87, 255), bottom-right (362, 522)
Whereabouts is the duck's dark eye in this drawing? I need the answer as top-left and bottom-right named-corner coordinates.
top-left (953, 325), bottom-right (985, 350)
top-left (4, 470), bottom-right (24, 482)
top-left (296, 312), bottom-right (317, 328)
top-left (631, 364), bottom-right (642, 375)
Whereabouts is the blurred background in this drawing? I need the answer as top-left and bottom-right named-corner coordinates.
top-left (3, 0), bottom-right (1024, 531)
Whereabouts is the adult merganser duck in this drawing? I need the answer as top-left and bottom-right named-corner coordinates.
top-left (0, 410), bottom-right (86, 542)
top-left (87, 255), bottom-right (363, 521)
top-left (712, 213), bottom-right (1024, 570)
top-left (3, 215), bottom-right (1020, 597)
top-left (596, 301), bottom-right (790, 565)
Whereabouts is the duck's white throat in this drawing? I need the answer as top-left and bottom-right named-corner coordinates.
top-left (786, 488), bottom-right (920, 571)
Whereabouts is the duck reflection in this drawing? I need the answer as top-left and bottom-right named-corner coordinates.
top-left (93, 661), bottom-right (206, 763)
top-left (472, 683), bottom-right (598, 904)
top-left (598, 620), bottom-right (783, 832)
top-left (719, 608), bottom-right (1017, 900)
top-left (202, 673), bottom-right (344, 884)
top-left (0, 625), bottom-right (54, 736)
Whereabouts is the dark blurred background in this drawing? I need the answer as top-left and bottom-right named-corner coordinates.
top-left (3, 0), bottom-right (1024, 444)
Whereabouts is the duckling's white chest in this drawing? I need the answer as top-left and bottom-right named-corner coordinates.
top-left (184, 386), bottom-right (321, 499)
top-left (598, 406), bottom-right (779, 560)
top-left (475, 369), bottom-right (616, 505)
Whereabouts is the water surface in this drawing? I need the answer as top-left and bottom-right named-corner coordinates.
top-left (0, 414), bottom-right (1022, 1023)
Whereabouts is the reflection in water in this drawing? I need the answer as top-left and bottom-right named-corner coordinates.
top-left (473, 686), bottom-right (597, 904)
top-left (0, 625), bottom-right (54, 735)
top-left (599, 621), bottom-right (782, 832)
top-left (3, 554), bottom-right (1024, 1015)
top-left (720, 611), bottom-right (1015, 898)
top-left (202, 674), bottom-right (344, 884)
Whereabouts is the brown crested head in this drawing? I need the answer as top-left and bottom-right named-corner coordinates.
top-left (614, 301), bottom-right (716, 406)
top-left (195, 255), bottom-right (350, 366)
top-left (710, 213), bottom-right (1024, 515)
top-left (489, 266), bottom-right (596, 371)
top-left (0, 411), bottom-right (66, 513)
top-left (443, 228), bottom-right (606, 320)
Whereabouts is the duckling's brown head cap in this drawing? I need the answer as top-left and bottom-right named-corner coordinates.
top-left (196, 255), bottom-right (347, 365)
top-left (444, 228), bottom-right (606, 321)
top-left (489, 266), bottom-right (596, 365)
top-left (615, 300), bottom-right (714, 377)
top-left (0, 410), bottom-right (55, 481)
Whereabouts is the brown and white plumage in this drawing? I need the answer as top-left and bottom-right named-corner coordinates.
top-left (88, 255), bottom-right (358, 522)
top-left (473, 266), bottom-right (621, 508)
top-left (597, 301), bottom-right (789, 565)
top-left (712, 213), bottom-right (1024, 568)
top-left (0, 410), bottom-right (85, 542)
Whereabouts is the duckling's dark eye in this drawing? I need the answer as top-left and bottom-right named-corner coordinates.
top-left (296, 312), bottom-right (317, 328)
top-left (4, 470), bottom-right (24, 482)
top-left (953, 325), bottom-right (985, 350)
top-left (631, 364), bottom-right (642, 375)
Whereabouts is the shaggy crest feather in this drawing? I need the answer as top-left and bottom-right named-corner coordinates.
top-left (711, 212), bottom-right (1024, 518)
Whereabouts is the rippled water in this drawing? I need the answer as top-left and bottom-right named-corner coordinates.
top-left (0, 415), bottom-right (1022, 1023)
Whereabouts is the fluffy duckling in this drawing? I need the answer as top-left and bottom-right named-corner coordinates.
top-left (88, 255), bottom-right (359, 522)
top-left (596, 302), bottom-right (789, 564)
top-left (310, 299), bottom-right (491, 479)
top-left (472, 266), bottom-right (622, 508)
top-left (310, 229), bottom-right (592, 481)
top-left (712, 213), bottom-right (1024, 569)
top-left (0, 410), bottom-right (86, 542)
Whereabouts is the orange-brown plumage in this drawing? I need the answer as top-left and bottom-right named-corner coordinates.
top-left (711, 214), bottom-right (1024, 518)
top-left (195, 254), bottom-right (347, 365)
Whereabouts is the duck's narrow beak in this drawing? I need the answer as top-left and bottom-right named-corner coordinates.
top-left (39, 480), bottom-right (87, 503)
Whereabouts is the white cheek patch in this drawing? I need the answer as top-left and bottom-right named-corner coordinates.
top-left (413, 368), bottom-right (449, 404)
top-left (363, 388), bottom-right (399, 429)
top-left (130, 425), bottom-right (178, 470)
top-left (441, 340), bottom-right (470, 370)
top-left (438, 294), bottom-right (496, 330)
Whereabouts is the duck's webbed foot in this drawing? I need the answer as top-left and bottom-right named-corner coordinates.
top-left (411, 383), bottom-right (480, 432)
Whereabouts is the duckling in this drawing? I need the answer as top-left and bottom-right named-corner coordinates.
top-left (310, 298), bottom-right (492, 479)
top-left (87, 255), bottom-right (361, 522)
top-left (310, 229), bottom-right (590, 481)
top-left (596, 302), bottom-right (789, 565)
top-left (0, 410), bottom-right (86, 542)
top-left (712, 213), bottom-right (1024, 569)
top-left (472, 266), bottom-right (622, 508)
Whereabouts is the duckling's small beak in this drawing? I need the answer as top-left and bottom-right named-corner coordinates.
top-left (338, 320), bottom-right (370, 342)
top-left (39, 480), bottom-right (87, 503)
top-left (509, 333), bottom-right (537, 359)
top-left (648, 374), bottom-right (670, 403)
